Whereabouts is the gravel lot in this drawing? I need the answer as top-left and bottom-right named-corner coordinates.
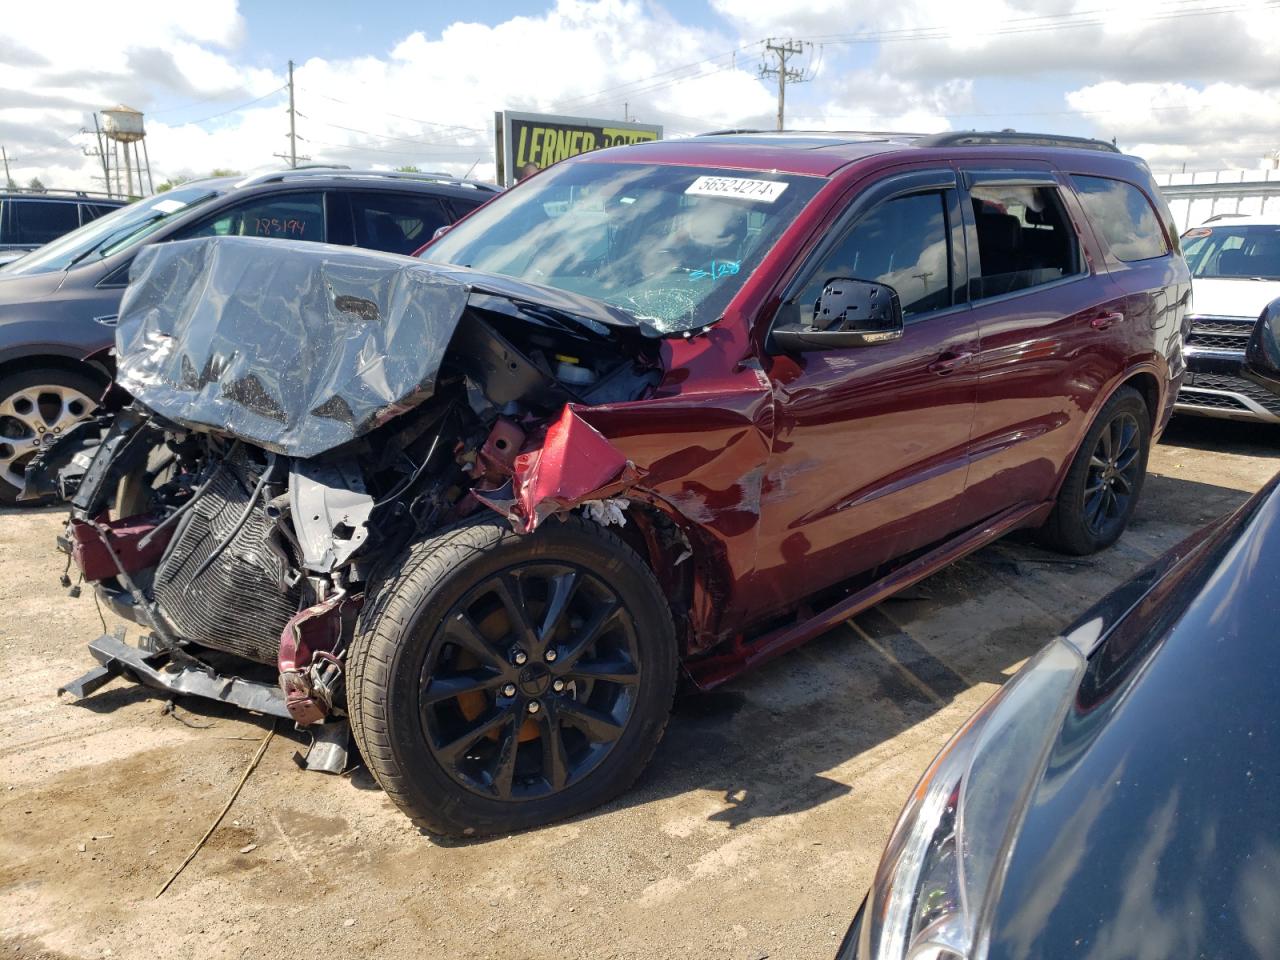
top-left (2, 417), bottom-right (1276, 960)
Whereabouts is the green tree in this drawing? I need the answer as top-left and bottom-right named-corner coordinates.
top-left (155, 175), bottom-right (191, 193)
top-left (26, 176), bottom-right (45, 193)
top-left (209, 168), bottom-right (242, 177)
top-left (395, 165), bottom-right (421, 173)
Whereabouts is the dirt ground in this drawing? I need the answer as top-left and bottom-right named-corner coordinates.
top-left (1, 417), bottom-right (1276, 960)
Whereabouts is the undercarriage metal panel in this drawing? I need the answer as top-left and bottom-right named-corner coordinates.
top-left (59, 632), bottom-right (292, 719)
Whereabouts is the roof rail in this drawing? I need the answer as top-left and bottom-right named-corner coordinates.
top-left (915, 131), bottom-right (1121, 153)
top-left (1, 187), bottom-right (125, 200)
top-left (234, 168), bottom-right (501, 192)
top-left (696, 128), bottom-right (767, 137)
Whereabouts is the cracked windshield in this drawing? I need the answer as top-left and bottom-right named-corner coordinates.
top-left (424, 162), bottom-right (823, 334)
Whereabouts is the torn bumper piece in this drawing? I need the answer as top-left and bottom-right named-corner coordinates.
top-left (58, 631), bottom-right (347, 773)
top-left (60, 631), bottom-right (292, 718)
top-left (477, 406), bottom-right (642, 532)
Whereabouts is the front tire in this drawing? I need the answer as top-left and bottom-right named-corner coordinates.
top-left (347, 514), bottom-right (677, 837)
top-left (1038, 385), bottom-right (1151, 555)
top-left (0, 367), bottom-right (103, 505)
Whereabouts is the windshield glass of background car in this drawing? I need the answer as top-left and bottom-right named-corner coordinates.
top-left (3, 185), bottom-right (218, 277)
top-left (423, 162), bottom-right (824, 334)
top-left (1180, 225), bottom-right (1280, 281)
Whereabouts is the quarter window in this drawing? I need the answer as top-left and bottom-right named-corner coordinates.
top-left (969, 185), bottom-right (1080, 299)
top-left (1071, 175), bottom-right (1169, 262)
top-left (799, 191), bottom-right (952, 323)
top-left (179, 192), bottom-right (325, 242)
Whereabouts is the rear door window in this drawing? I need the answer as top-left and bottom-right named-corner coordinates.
top-left (350, 192), bottom-right (452, 255)
top-left (10, 199), bottom-right (82, 245)
top-left (178, 192), bottom-right (326, 242)
top-left (1071, 175), bottom-right (1169, 262)
top-left (968, 185), bottom-right (1081, 299)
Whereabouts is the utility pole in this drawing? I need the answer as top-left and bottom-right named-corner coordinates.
top-left (273, 60), bottom-right (310, 169)
top-left (759, 39), bottom-right (810, 131)
top-left (287, 59), bottom-right (297, 168)
top-left (1, 146), bottom-right (10, 187)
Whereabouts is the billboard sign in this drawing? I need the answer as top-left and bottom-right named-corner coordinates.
top-left (494, 110), bottom-right (662, 186)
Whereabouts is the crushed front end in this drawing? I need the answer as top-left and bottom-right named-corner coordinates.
top-left (51, 235), bottom-right (661, 771)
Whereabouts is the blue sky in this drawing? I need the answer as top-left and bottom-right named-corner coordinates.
top-left (3, 0), bottom-right (1278, 186)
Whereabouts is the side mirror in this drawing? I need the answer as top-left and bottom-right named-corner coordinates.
top-left (772, 278), bottom-right (904, 352)
top-left (432, 224), bottom-right (453, 241)
top-left (1244, 296), bottom-right (1280, 394)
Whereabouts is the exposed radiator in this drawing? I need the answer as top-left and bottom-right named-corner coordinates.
top-left (152, 463), bottom-right (301, 664)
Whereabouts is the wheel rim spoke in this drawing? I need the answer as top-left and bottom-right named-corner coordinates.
top-left (538, 570), bottom-right (579, 646)
top-left (442, 612), bottom-right (508, 673)
top-left (559, 600), bottom-right (621, 670)
top-left (435, 703), bottom-right (517, 764)
top-left (538, 704), bottom-right (571, 791)
top-left (420, 670), bottom-right (504, 707)
top-left (490, 714), bottom-right (521, 799)
top-left (491, 573), bottom-right (539, 651)
top-left (557, 699), bottom-right (625, 742)
top-left (1111, 472), bottom-right (1133, 495)
top-left (567, 655), bottom-right (639, 686)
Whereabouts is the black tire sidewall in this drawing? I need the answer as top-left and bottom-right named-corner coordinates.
top-left (357, 517), bottom-right (676, 836)
top-left (1048, 387), bottom-right (1151, 554)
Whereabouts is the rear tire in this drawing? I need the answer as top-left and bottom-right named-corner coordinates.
top-left (0, 367), bottom-right (103, 506)
top-left (1037, 385), bottom-right (1151, 555)
top-left (347, 514), bottom-right (677, 838)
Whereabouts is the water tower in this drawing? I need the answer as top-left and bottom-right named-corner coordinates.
top-left (97, 105), bottom-right (154, 198)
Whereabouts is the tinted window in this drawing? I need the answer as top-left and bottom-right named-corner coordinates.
top-left (1180, 224), bottom-right (1280, 281)
top-left (10, 200), bottom-right (81, 245)
top-left (80, 203), bottom-right (119, 224)
top-left (351, 193), bottom-right (451, 255)
top-left (179, 192), bottom-right (325, 242)
top-left (446, 198), bottom-right (484, 220)
top-left (1071, 175), bottom-right (1168, 262)
top-left (799, 192), bottom-right (951, 322)
top-left (969, 185), bottom-right (1080, 299)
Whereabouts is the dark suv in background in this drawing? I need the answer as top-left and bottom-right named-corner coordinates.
top-left (0, 191), bottom-right (126, 268)
top-left (0, 169), bottom-right (499, 502)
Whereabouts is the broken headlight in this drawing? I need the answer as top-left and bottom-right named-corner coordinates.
top-left (847, 638), bottom-right (1086, 960)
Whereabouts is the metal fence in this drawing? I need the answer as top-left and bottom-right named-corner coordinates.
top-left (1153, 168), bottom-right (1280, 231)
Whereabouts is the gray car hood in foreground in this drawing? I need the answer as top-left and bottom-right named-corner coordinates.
top-left (117, 236), bottom-right (475, 458)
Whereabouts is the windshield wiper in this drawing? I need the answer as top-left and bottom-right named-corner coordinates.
top-left (66, 213), bottom-right (165, 269)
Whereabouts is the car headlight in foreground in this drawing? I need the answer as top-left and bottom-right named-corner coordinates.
top-left (845, 638), bottom-right (1087, 960)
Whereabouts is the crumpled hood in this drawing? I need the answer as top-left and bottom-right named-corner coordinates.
top-left (1190, 277), bottom-right (1280, 321)
top-left (115, 236), bottom-right (471, 458)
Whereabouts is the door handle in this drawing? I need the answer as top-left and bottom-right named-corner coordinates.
top-left (928, 351), bottom-right (974, 376)
top-left (1091, 311), bottom-right (1124, 330)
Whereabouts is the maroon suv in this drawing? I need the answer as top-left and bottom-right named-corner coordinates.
top-left (51, 130), bottom-right (1188, 837)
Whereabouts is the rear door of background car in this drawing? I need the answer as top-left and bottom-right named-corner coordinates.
top-left (951, 160), bottom-right (1123, 528)
top-left (750, 167), bottom-right (977, 619)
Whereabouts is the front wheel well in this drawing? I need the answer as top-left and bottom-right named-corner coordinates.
top-left (0, 355), bottom-right (111, 390)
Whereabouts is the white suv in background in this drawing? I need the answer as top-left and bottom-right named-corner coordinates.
top-left (1177, 212), bottom-right (1280, 422)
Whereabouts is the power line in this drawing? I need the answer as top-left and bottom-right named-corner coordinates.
top-left (176, 86), bottom-right (288, 127)
top-left (298, 87), bottom-right (487, 135)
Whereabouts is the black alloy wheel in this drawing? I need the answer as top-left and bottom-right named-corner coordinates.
top-left (420, 562), bottom-right (641, 801)
top-left (1038, 385), bottom-right (1151, 556)
top-left (347, 514), bottom-right (677, 838)
top-left (1083, 412), bottom-right (1142, 538)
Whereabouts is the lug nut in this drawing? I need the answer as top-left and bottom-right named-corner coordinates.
top-left (544, 648), bottom-right (558, 662)
top-left (501, 683), bottom-right (517, 698)
top-left (527, 700), bottom-right (541, 714)
top-left (552, 679), bottom-right (566, 693)
top-left (513, 650), bottom-right (528, 666)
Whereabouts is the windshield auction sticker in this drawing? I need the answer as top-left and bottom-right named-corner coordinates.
top-left (685, 176), bottom-right (789, 202)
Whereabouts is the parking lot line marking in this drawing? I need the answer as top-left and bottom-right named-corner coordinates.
top-left (853, 606), bottom-right (972, 698)
top-left (847, 617), bottom-right (946, 706)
